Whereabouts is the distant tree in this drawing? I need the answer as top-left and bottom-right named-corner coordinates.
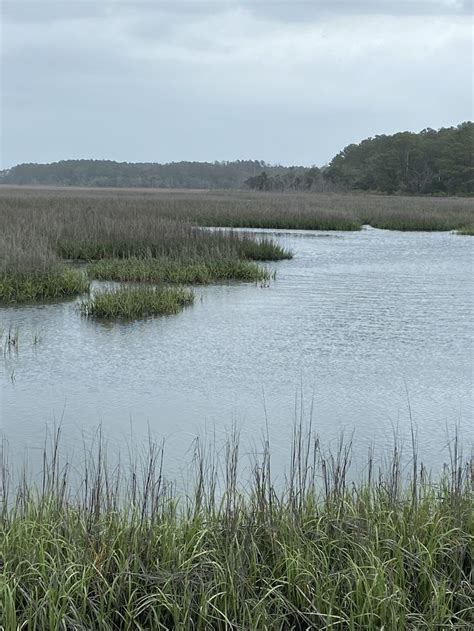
top-left (325, 122), bottom-right (473, 195)
top-left (245, 171), bottom-right (272, 191)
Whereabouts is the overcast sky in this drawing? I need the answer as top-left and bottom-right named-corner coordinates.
top-left (1, 0), bottom-right (472, 169)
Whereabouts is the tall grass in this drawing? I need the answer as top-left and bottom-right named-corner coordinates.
top-left (0, 226), bottom-right (90, 303)
top-left (80, 285), bottom-right (195, 319)
top-left (1, 426), bottom-right (472, 630)
top-left (1, 187), bottom-right (472, 240)
top-left (88, 258), bottom-right (273, 284)
top-left (0, 267), bottom-right (89, 303)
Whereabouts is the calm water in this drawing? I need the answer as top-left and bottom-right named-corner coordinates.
top-left (1, 228), bottom-right (472, 479)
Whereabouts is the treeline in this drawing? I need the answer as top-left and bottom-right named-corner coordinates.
top-left (1, 123), bottom-right (472, 194)
top-left (244, 167), bottom-right (331, 192)
top-left (245, 123), bottom-right (473, 195)
top-left (0, 160), bottom-right (299, 190)
top-left (324, 122), bottom-right (473, 195)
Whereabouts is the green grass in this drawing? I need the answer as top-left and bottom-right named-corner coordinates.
top-left (457, 226), bottom-right (474, 235)
top-left (0, 267), bottom-right (89, 303)
top-left (235, 237), bottom-right (293, 260)
top-left (88, 257), bottom-right (273, 284)
top-left (80, 285), bottom-right (195, 319)
top-left (1, 428), bottom-right (472, 630)
top-left (56, 234), bottom-right (291, 263)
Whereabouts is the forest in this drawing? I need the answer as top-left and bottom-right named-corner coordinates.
top-left (0, 159), bottom-right (300, 190)
top-left (1, 122), bottom-right (472, 195)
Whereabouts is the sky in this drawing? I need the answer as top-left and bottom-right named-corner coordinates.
top-left (1, 0), bottom-right (472, 169)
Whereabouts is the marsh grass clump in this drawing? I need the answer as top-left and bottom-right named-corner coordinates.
top-left (81, 285), bottom-right (194, 319)
top-left (0, 230), bottom-right (89, 303)
top-left (56, 231), bottom-right (291, 263)
top-left (235, 236), bottom-right (293, 260)
top-left (0, 267), bottom-right (89, 303)
top-left (1, 427), bottom-right (473, 630)
top-left (88, 257), bottom-right (273, 284)
top-left (457, 225), bottom-right (474, 235)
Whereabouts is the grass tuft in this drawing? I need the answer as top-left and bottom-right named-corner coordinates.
top-left (88, 257), bottom-right (273, 284)
top-left (80, 285), bottom-right (195, 319)
top-left (0, 267), bottom-right (89, 303)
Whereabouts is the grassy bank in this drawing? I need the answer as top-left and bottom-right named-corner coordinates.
top-left (81, 286), bottom-right (194, 319)
top-left (88, 257), bottom-right (273, 284)
top-left (1, 429), bottom-right (472, 630)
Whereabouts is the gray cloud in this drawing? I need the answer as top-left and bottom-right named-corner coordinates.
top-left (1, 0), bottom-right (472, 168)
top-left (4, 1), bottom-right (471, 21)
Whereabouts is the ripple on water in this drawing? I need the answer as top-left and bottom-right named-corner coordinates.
top-left (1, 228), bottom-right (472, 478)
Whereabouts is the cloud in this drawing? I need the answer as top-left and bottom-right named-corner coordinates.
top-left (3, 0), bottom-right (471, 26)
top-left (1, 0), bottom-right (472, 168)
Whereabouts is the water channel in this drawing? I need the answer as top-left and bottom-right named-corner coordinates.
top-left (1, 228), bottom-right (472, 481)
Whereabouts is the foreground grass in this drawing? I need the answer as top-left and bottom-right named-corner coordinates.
top-left (81, 285), bottom-right (194, 319)
top-left (0, 267), bottom-right (89, 303)
top-left (88, 257), bottom-right (273, 284)
top-left (1, 428), bottom-right (472, 630)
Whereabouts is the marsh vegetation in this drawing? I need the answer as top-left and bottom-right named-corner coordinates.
top-left (1, 187), bottom-right (473, 628)
top-left (1, 427), bottom-right (472, 630)
top-left (81, 286), bottom-right (195, 319)
top-left (0, 187), bottom-right (289, 307)
top-left (1, 185), bottom-right (472, 234)
top-left (88, 257), bottom-right (273, 285)
top-left (2, 186), bottom-right (471, 308)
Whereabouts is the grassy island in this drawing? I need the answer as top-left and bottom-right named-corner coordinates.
top-left (81, 286), bottom-right (195, 319)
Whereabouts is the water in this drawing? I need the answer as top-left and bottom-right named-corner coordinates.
top-left (1, 228), bottom-right (472, 480)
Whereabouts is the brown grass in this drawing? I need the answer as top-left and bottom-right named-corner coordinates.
top-left (1, 185), bottom-right (472, 232)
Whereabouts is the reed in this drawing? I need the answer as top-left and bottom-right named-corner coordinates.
top-left (80, 285), bottom-right (195, 319)
top-left (88, 257), bottom-right (273, 284)
top-left (0, 325), bottom-right (19, 354)
top-left (1, 426), bottom-right (472, 630)
top-left (1, 187), bottom-right (472, 244)
top-left (0, 225), bottom-right (90, 303)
